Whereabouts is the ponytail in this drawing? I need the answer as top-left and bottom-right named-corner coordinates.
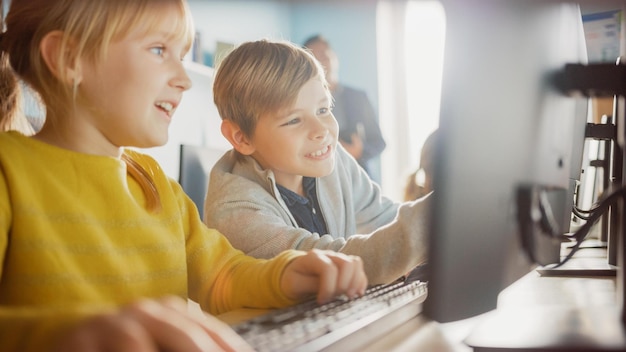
top-left (0, 52), bottom-right (21, 130)
top-left (122, 153), bottom-right (162, 213)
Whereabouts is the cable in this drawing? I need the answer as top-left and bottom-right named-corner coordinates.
top-left (571, 200), bottom-right (604, 221)
top-left (572, 206), bottom-right (592, 221)
top-left (574, 203), bottom-right (601, 214)
top-left (545, 185), bottom-right (626, 269)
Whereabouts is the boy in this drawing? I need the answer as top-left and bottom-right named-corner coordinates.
top-left (205, 39), bottom-right (430, 285)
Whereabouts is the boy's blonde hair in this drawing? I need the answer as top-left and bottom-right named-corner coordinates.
top-left (213, 39), bottom-right (331, 140)
top-left (0, 0), bottom-right (195, 211)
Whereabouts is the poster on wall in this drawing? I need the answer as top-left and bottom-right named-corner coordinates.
top-left (582, 10), bottom-right (622, 63)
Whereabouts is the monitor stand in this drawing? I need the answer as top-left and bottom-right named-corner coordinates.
top-left (536, 265), bottom-right (617, 277)
top-left (537, 240), bottom-right (617, 277)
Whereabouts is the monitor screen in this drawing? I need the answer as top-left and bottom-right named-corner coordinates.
top-left (179, 145), bottom-right (227, 217)
top-left (423, 0), bottom-right (589, 322)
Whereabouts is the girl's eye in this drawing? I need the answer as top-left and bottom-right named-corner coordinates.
top-left (150, 46), bottom-right (165, 56)
top-left (318, 107), bottom-right (331, 115)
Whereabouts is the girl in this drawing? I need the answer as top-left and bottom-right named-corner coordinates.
top-left (0, 0), bottom-right (367, 351)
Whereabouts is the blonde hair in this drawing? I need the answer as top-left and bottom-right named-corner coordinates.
top-left (0, 55), bottom-right (31, 134)
top-left (0, 0), bottom-right (32, 135)
top-left (213, 39), bottom-right (330, 154)
top-left (0, 0), bottom-right (195, 211)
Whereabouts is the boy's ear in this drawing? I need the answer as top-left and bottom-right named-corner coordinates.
top-left (40, 30), bottom-right (82, 86)
top-left (221, 120), bottom-right (255, 155)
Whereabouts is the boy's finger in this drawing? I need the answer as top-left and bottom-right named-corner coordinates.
top-left (284, 250), bottom-right (368, 304)
top-left (326, 253), bottom-right (367, 297)
top-left (305, 250), bottom-right (339, 304)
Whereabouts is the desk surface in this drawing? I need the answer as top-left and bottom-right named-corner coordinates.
top-left (466, 249), bottom-right (625, 351)
top-left (217, 249), bottom-right (624, 351)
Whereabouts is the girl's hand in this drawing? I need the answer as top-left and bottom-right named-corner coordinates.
top-left (281, 249), bottom-right (368, 304)
top-left (54, 296), bottom-right (253, 352)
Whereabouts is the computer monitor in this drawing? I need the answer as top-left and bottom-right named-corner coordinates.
top-left (423, 0), bottom-right (590, 323)
top-left (178, 144), bottom-right (227, 217)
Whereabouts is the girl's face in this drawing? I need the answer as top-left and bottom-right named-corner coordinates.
top-left (248, 77), bottom-right (339, 193)
top-left (73, 8), bottom-right (192, 156)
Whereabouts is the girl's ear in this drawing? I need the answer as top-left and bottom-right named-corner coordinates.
top-left (221, 120), bottom-right (255, 155)
top-left (40, 30), bottom-right (81, 86)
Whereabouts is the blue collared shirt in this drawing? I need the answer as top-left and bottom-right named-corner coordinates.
top-left (277, 177), bottom-right (328, 235)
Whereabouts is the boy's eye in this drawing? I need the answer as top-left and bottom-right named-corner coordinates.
top-left (281, 118), bottom-right (300, 126)
top-left (318, 107), bottom-right (331, 115)
top-left (150, 46), bottom-right (165, 56)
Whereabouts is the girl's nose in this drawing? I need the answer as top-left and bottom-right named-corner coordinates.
top-left (172, 62), bottom-right (192, 91)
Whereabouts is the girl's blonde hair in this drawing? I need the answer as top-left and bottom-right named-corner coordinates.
top-left (0, 0), bottom-right (31, 135)
top-left (213, 39), bottom-right (331, 144)
top-left (0, 0), bottom-right (195, 211)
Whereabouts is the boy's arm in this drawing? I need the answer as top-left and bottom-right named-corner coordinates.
top-left (204, 190), bottom-right (430, 286)
top-left (205, 197), bottom-right (349, 258)
top-left (203, 148), bottom-right (428, 285)
top-left (340, 195), bottom-right (431, 284)
top-left (332, 149), bottom-right (430, 284)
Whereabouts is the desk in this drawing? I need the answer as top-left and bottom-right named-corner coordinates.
top-left (217, 250), bottom-right (625, 351)
top-left (465, 249), bottom-right (625, 351)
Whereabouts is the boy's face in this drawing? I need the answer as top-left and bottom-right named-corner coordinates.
top-left (249, 77), bottom-right (338, 192)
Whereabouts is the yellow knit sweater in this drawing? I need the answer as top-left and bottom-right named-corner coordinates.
top-left (0, 131), bottom-right (302, 350)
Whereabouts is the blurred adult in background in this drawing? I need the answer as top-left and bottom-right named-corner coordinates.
top-left (303, 34), bottom-right (386, 181)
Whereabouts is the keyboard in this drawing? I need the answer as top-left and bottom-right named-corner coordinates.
top-left (232, 278), bottom-right (428, 352)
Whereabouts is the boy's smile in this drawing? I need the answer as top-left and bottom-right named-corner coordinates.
top-left (247, 77), bottom-right (338, 195)
top-left (306, 145), bottom-right (332, 159)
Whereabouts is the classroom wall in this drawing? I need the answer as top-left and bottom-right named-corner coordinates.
top-left (187, 0), bottom-right (379, 110)
top-left (289, 2), bottom-right (379, 109)
top-left (187, 0), bottom-right (292, 65)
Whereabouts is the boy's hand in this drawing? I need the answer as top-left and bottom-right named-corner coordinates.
top-left (281, 249), bottom-right (368, 304)
top-left (55, 296), bottom-right (253, 352)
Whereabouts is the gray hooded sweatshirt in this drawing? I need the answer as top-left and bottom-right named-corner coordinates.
top-left (203, 146), bottom-right (430, 284)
